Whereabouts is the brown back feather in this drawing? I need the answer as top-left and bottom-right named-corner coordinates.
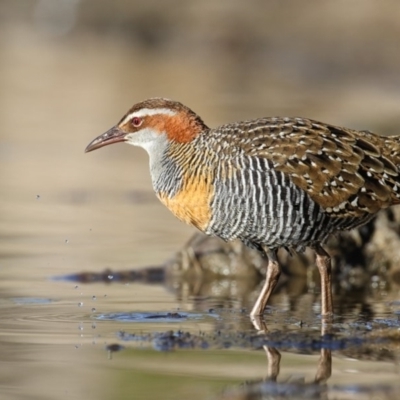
top-left (214, 117), bottom-right (400, 217)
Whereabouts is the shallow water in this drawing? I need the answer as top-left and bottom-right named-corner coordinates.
top-left (2, 233), bottom-right (400, 400)
top-left (3, 3), bottom-right (400, 399)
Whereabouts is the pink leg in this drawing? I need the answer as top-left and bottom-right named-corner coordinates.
top-left (314, 244), bottom-right (333, 317)
top-left (250, 248), bottom-right (280, 317)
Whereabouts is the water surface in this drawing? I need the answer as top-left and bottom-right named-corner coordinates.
top-left (3, 4), bottom-right (400, 399)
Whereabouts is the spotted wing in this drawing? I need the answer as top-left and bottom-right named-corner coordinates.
top-left (216, 117), bottom-right (400, 217)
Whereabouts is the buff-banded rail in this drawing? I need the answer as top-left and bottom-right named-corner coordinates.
top-left (86, 98), bottom-right (400, 319)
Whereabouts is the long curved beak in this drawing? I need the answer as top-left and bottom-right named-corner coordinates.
top-left (85, 126), bottom-right (126, 153)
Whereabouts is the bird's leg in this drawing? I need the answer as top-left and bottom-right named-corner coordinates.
top-left (250, 248), bottom-right (280, 318)
top-left (314, 244), bottom-right (333, 317)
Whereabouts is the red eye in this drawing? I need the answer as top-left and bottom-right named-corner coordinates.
top-left (131, 117), bottom-right (142, 127)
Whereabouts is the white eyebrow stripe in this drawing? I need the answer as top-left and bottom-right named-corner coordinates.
top-left (122, 108), bottom-right (177, 124)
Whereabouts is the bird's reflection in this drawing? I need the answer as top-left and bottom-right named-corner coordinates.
top-left (242, 347), bottom-right (332, 400)
top-left (245, 314), bottom-right (332, 399)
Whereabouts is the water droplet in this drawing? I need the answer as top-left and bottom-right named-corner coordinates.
top-left (91, 308), bottom-right (96, 312)
top-left (74, 285), bottom-right (79, 289)
top-left (65, 239), bottom-right (69, 244)
top-left (36, 195), bottom-right (40, 200)
top-left (78, 324), bottom-right (84, 331)
top-left (91, 323), bottom-right (96, 329)
top-left (104, 294), bottom-right (107, 297)
top-left (92, 295), bottom-right (96, 301)
top-left (78, 302), bottom-right (83, 307)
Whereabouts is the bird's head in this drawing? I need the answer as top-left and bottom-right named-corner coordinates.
top-left (85, 98), bottom-right (208, 154)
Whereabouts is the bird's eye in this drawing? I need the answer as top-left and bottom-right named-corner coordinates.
top-left (131, 117), bottom-right (142, 127)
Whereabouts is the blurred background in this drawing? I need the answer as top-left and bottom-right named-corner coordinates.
top-left (3, 0), bottom-right (400, 266)
top-left (2, 1), bottom-right (400, 399)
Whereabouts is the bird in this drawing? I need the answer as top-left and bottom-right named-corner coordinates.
top-left (85, 97), bottom-right (400, 318)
